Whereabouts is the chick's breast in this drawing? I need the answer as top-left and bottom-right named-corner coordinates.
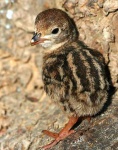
top-left (42, 42), bottom-right (109, 117)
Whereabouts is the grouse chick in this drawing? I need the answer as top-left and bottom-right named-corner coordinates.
top-left (31, 8), bottom-right (109, 149)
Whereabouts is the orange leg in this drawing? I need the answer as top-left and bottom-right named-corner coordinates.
top-left (42, 116), bottom-right (79, 150)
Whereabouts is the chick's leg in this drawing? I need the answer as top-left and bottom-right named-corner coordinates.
top-left (42, 116), bottom-right (79, 150)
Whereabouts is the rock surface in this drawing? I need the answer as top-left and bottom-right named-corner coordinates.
top-left (0, 0), bottom-right (118, 149)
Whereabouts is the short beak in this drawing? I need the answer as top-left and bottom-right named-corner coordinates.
top-left (30, 33), bottom-right (46, 46)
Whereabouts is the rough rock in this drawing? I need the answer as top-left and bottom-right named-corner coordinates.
top-left (0, 0), bottom-right (118, 150)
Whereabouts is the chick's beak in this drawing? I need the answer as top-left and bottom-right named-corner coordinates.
top-left (31, 33), bottom-right (46, 46)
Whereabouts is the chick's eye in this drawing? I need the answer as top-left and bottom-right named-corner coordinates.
top-left (51, 28), bottom-right (59, 34)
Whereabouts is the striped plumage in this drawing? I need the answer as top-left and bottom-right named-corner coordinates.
top-left (42, 41), bottom-right (108, 116)
top-left (31, 8), bottom-right (109, 149)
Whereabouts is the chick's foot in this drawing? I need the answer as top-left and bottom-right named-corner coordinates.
top-left (42, 116), bottom-right (78, 150)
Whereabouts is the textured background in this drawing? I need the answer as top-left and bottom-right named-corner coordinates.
top-left (0, 0), bottom-right (118, 149)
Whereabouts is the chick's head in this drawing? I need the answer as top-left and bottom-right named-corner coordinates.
top-left (31, 9), bottom-right (78, 50)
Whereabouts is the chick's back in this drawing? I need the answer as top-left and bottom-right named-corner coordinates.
top-left (42, 41), bottom-right (109, 116)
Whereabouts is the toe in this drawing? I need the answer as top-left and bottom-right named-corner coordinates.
top-left (42, 130), bottom-right (59, 138)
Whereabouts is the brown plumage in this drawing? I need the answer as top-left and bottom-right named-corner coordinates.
top-left (31, 8), bottom-right (109, 149)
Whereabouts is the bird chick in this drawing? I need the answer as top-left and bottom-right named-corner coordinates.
top-left (31, 8), bottom-right (109, 149)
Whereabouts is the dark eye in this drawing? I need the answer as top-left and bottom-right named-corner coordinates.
top-left (51, 28), bottom-right (59, 34)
